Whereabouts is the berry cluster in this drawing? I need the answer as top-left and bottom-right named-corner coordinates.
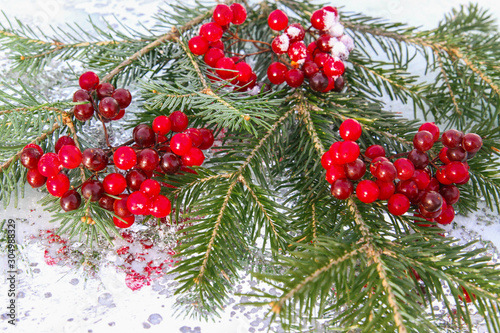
top-left (21, 105), bottom-right (214, 229)
top-left (73, 71), bottom-right (132, 122)
top-left (268, 6), bottom-right (353, 92)
top-left (321, 119), bottom-right (483, 226)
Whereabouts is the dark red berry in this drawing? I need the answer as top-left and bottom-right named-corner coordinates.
top-left (114, 147), bottom-right (137, 170)
top-left (112, 89), bottom-right (132, 109)
top-left (374, 161), bottom-right (397, 182)
top-left (412, 169), bottom-right (431, 190)
top-left (285, 69), bottom-right (305, 88)
top-left (46, 173), bottom-right (70, 197)
top-left (114, 194), bottom-right (132, 218)
top-left (309, 72), bottom-right (329, 91)
top-left (344, 159), bottom-right (366, 180)
top-left (126, 169), bottom-right (148, 191)
top-left (160, 153), bottom-right (182, 174)
top-left (79, 71), bottom-right (99, 91)
top-left (419, 191), bottom-right (443, 213)
top-left (446, 147), bottom-right (467, 162)
top-left (133, 124), bottom-right (155, 147)
top-left (413, 130), bottom-right (434, 151)
top-left (55, 136), bottom-right (75, 153)
top-left (137, 149), bottom-right (160, 172)
top-left (99, 97), bottom-right (120, 119)
top-left (356, 180), bottom-right (379, 203)
top-left (439, 185), bottom-right (460, 205)
top-left (103, 173), bottom-right (127, 196)
top-left (396, 180), bottom-right (419, 201)
top-left (24, 143), bottom-right (43, 155)
top-left (81, 148), bottom-right (108, 171)
top-left (408, 149), bottom-right (429, 169)
top-left (365, 145), bottom-right (386, 159)
top-left (333, 76), bottom-right (345, 92)
top-left (268, 9), bottom-right (288, 31)
top-left (60, 190), bottom-right (82, 212)
top-left (418, 122), bottom-right (440, 142)
top-left (426, 177), bottom-right (440, 192)
top-left (20, 147), bottom-right (41, 169)
top-left (73, 89), bottom-right (90, 102)
top-left (441, 129), bottom-right (464, 148)
top-left (98, 195), bottom-right (115, 211)
top-left (96, 82), bottom-right (114, 99)
top-left (230, 3), bottom-right (247, 25)
top-left (198, 128), bottom-right (214, 150)
top-left (184, 128), bottom-right (203, 148)
top-left (81, 179), bottom-right (104, 202)
top-left (388, 193), bottom-right (410, 215)
top-left (462, 133), bottom-right (482, 153)
top-left (331, 179), bottom-right (353, 200)
top-left (27, 168), bottom-right (46, 188)
top-left (302, 61), bottom-right (319, 78)
top-left (74, 104), bottom-right (94, 121)
top-left (188, 36), bottom-right (209, 55)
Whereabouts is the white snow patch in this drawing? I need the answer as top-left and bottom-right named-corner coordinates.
top-left (328, 22), bottom-right (344, 37)
top-left (340, 34), bottom-right (355, 52)
top-left (324, 9), bottom-right (339, 30)
top-left (276, 34), bottom-right (290, 52)
top-left (286, 26), bottom-right (302, 39)
top-left (330, 39), bottom-right (349, 60)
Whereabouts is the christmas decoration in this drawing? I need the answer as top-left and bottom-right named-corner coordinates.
top-left (1, 1), bottom-right (500, 332)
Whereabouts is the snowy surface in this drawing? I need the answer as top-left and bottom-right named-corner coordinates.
top-left (1, 0), bottom-right (500, 332)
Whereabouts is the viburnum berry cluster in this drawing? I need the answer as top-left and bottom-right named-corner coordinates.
top-left (188, 4), bottom-right (352, 93)
top-left (73, 71), bottom-right (132, 122)
top-left (20, 78), bottom-right (214, 229)
top-left (322, 119), bottom-right (483, 226)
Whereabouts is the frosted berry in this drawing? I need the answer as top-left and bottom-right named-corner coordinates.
top-left (268, 9), bottom-right (288, 31)
top-left (288, 41), bottom-right (307, 62)
top-left (309, 72), bottom-right (329, 91)
top-left (58, 145), bottom-right (82, 169)
top-left (113, 215), bottom-right (135, 228)
top-left (140, 179), bottom-right (161, 198)
top-left (339, 140), bottom-right (360, 163)
top-left (160, 152), bottom-right (182, 174)
top-left (112, 89), bottom-right (132, 109)
top-left (272, 34), bottom-right (290, 55)
top-left (60, 190), bottom-right (82, 212)
top-left (462, 133), bottom-right (482, 153)
top-left (81, 179), bottom-right (104, 202)
top-left (388, 193), bottom-right (410, 215)
top-left (133, 124), bottom-right (155, 147)
top-left (316, 34), bottom-right (333, 52)
top-left (27, 168), bottom-right (46, 188)
top-left (267, 62), bottom-right (287, 85)
top-left (55, 136), bottom-right (76, 153)
top-left (323, 58), bottom-right (345, 77)
top-left (394, 158), bottom-right (415, 181)
top-left (96, 82), bottom-right (114, 99)
top-left (365, 145), bottom-right (386, 159)
top-left (204, 47), bottom-right (225, 67)
top-left (339, 119), bottom-right (362, 141)
top-left (127, 191), bottom-right (151, 215)
top-left (213, 4), bottom-right (233, 26)
top-left (114, 147), bottom-right (137, 170)
top-left (285, 69), bottom-right (305, 88)
top-left (356, 180), bottom-right (379, 203)
top-left (344, 159), bottom-right (366, 180)
top-left (82, 148), bottom-right (108, 171)
top-left (103, 173), bottom-right (127, 196)
top-left (418, 122), bottom-right (440, 142)
top-left (189, 36), bottom-right (209, 55)
top-left (46, 173), bottom-right (70, 197)
top-left (182, 147), bottom-right (205, 166)
top-left (331, 179), bottom-right (353, 200)
top-left (79, 71), bottom-right (99, 91)
top-left (38, 153), bottom-right (62, 178)
top-left (413, 130), bottom-right (434, 151)
top-left (441, 129), bottom-right (464, 148)
top-left (170, 133), bottom-right (193, 156)
top-left (200, 23), bottom-right (223, 42)
top-left (285, 23), bottom-right (305, 43)
top-left (150, 195), bottom-right (172, 218)
top-left (137, 149), bottom-right (160, 172)
top-left (310, 9), bottom-right (328, 30)
top-left (74, 104), bottom-right (94, 121)
top-left (20, 147), bottom-right (41, 169)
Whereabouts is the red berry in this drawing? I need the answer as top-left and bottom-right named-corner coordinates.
top-left (272, 34), bottom-right (290, 55)
top-left (419, 122), bottom-right (440, 142)
top-left (160, 153), bottom-right (182, 174)
top-left (168, 111), bottom-right (189, 133)
top-left (79, 71), bottom-right (99, 91)
top-left (376, 180), bottom-right (396, 200)
top-left (310, 9), bottom-right (327, 30)
top-left (73, 89), bottom-right (90, 102)
top-left (339, 141), bottom-right (360, 163)
top-left (137, 148), bottom-right (159, 172)
top-left (127, 191), bottom-right (151, 215)
top-left (55, 136), bottom-right (75, 153)
top-left (113, 194), bottom-right (132, 218)
top-left (213, 4), bottom-right (233, 26)
top-left (307, 41), bottom-right (318, 56)
top-left (60, 190), bottom-right (82, 212)
top-left (74, 104), bottom-right (94, 121)
top-left (81, 179), bottom-right (104, 202)
top-left (200, 22), bottom-right (223, 42)
top-left (285, 23), bottom-right (305, 43)
top-left (321, 151), bottom-right (334, 170)
top-left (170, 133), bottom-right (192, 156)
top-left (302, 61), bottom-right (319, 78)
top-left (288, 41), bottom-right (307, 62)
top-left (199, 128), bottom-right (214, 150)
top-left (267, 62), bottom-right (287, 85)
top-left (419, 191), bottom-right (443, 213)
top-left (24, 143), bottom-right (43, 155)
top-left (96, 82), bottom-right (114, 99)
top-left (326, 164), bottom-right (346, 184)
top-left (309, 72), bottom-right (329, 91)
top-left (356, 180), bottom-right (379, 203)
top-left (396, 180), bottom-right (419, 201)
top-left (462, 133), bottom-right (482, 153)
top-left (436, 205), bottom-right (455, 225)
top-left (439, 147), bottom-right (451, 164)
top-left (215, 57), bottom-right (236, 79)
top-left (445, 161), bottom-right (468, 183)
top-left (365, 145), bottom-right (386, 159)
top-left (113, 215), bottom-right (135, 228)
top-left (140, 179), bottom-right (161, 197)
top-left (133, 124), bottom-right (156, 147)
top-left (447, 147), bottom-right (467, 162)
top-left (328, 141), bottom-right (343, 164)
top-left (408, 149), bottom-right (429, 169)
top-left (81, 148), bottom-right (108, 171)
top-left (114, 147), bottom-right (137, 170)
top-left (230, 3), bottom-right (247, 24)
top-left (182, 147), bottom-right (205, 166)
top-left (388, 193), bottom-right (410, 215)
top-left (268, 9), bottom-right (288, 31)
top-left (189, 36), bottom-right (209, 55)
top-left (316, 34), bottom-right (334, 52)
top-left (426, 177), bottom-right (440, 192)
top-left (369, 156), bottom-right (389, 175)
top-left (339, 119), bottom-right (362, 141)
top-left (27, 168), bottom-right (46, 188)
top-left (99, 97), bottom-right (120, 119)
top-left (285, 69), bottom-right (305, 88)
top-left (235, 62), bottom-right (253, 83)
top-left (374, 161), bottom-right (397, 182)
top-left (441, 129), bottom-right (464, 148)
top-left (323, 58), bottom-right (345, 77)
top-left (112, 89), bottom-right (132, 109)
top-left (313, 52), bottom-right (331, 68)
top-left (103, 173), bottom-right (127, 195)
top-left (344, 159), bottom-right (366, 180)
top-left (412, 169), bottom-right (431, 190)
top-left (440, 185), bottom-right (460, 205)
top-left (394, 158), bottom-right (415, 181)
top-left (46, 173), bottom-right (70, 197)
top-left (38, 153), bottom-right (62, 178)
top-left (152, 116), bottom-right (171, 135)
top-left (112, 109), bottom-right (125, 120)
top-left (149, 195), bottom-right (172, 218)
top-left (436, 166), bottom-right (453, 185)
top-left (204, 47), bottom-right (225, 67)
top-left (20, 147), bottom-right (41, 169)
top-left (331, 179), bottom-right (353, 200)
top-left (99, 195), bottom-right (115, 212)
top-left (58, 145), bottom-right (82, 169)
top-left (413, 130), bottom-right (434, 151)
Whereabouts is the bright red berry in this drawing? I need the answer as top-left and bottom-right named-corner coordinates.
top-left (441, 129), bottom-right (464, 148)
top-left (272, 34), bottom-right (290, 55)
top-left (323, 58), bottom-right (345, 77)
top-left (310, 9), bottom-right (327, 30)
top-left (445, 162), bottom-right (468, 183)
top-left (321, 151), bottom-right (334, 170)
top-left (200, 23), bottom-right (223, 42)
top-left (114, 147), bottom-right (137, 170)
top-left (419, 122), bottom-right (440, 142)
top-left (376, 180), bottom-right (396, 200)
top-left (55, 136), bottom-right (75, 154)
top-left (38, 153), bottom-right (62, 178)
top-left (436, 166), bottom-right (453, 185)
top-left (374, 161), bottom-right (397, 182)
top-left (114, 215), bottom-right (135, 228)
top-left (388, 193), bottom-right (410, 215)
top-left (58, 145), bottom-right (82, 169)
top-left (213, 4), bottom-right (233, 26)
top-left (326, 164), bottom-right (346, 184)
top-left (152, 116), bottom-right (171, 135)
top-left (235, 62), bottom-right (253, 83)
top-left (127, 191), bottom-right (151, 215)
top-left (204, 47), bottom-right (225, 67)
top-left (189, 36), bottom-right (209, 55)
top-left (170, 133), bottom-right (193, 156)
top-left (182, 147), bottom-right (205, 166)
top-left (436, 205), bottom-right (455, 225)
top-left (79, 71), bottom-right (99, 91)
top-left (365, 145), bottom-right (386, 159)
top-left (149, 195), bottom-right (172, 218)
top-left (103, 173), bottom-right (127, 196)
top-left (413, 130), bottom-right (434, 151)
top-left (412, 169), bottom-right (431, 190)
top-left (331, 179), bottom-right (353, 200)
top-left (140, 179), bottom-right (161, 197)
top-left (439, 147), bottom-right (451, 164)
top-left (394, 158), bottom-right (415, 181)
top-left (169, 111), bottom-right (189, 133)
top-left (369, 156), bottom-right (389, 175)
top-left (46, 173), bottom-right (70, 197)
top-left (268, 9), bottom-right (288, 31)
top-left (267, 62), bottom-right (287, 84)
top-left (230, 3), bottom-right (247, 24)
top-left (27, 168), bottom-right (46, 188)
top-left (356, 180), bottom-right (379, 203)
top-left (339, 141), bottom-right (360, 164)
top-left (215, 57), bottom-right (236, 79)
top-left (339, 119), bottom-right (362, 141)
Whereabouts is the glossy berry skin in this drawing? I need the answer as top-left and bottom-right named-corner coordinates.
top-left (310, 9), bottom-right (327, 30)
top-left (127, 191), bottom-right (151, 215)
top-left (344, 159), bottom-right (366, 180)
top-left (55, 136), bottom-right (76, 153)
top-left (184, 128), bottom-right (203, 148)
top-left (365, 145), bottom-right (386, 159)
top-left (436, 166), bottom-right (453, 185)
top-left (213, 4), bottom-right (233, 26)
top-left (126, 169), bottom-right (148, 191)
top-left (374, 161), bottom-right (397, 182)
top-left (60, 190), bottom-right (82, 212)
top-left (46, 173), bottom-right (70, 197)
top-left (326, 164), bottom-right (346, 184)
top-left (446, 147), bottom-right (467, 162)
top-left (328, 141), bottom-right (343, 164)
top-left (133, 125), bottom-right (155, 147)
top-left (419, 191), bottom-right (443, 213)
top-left (81, 179), bottom-right (104, 202)
top-left (331, 179), bottom-right (354, 200)
top-left (413, 130), bottom-right (434, 151)
top-left (215, 57), bottom-right (236, 79)
top-left (321, 151), bottom-right (334, 170)
top-left (441, 129), bottom-right (464, 148)
top-left (112, 89), bottom-right (132, 109)
top-left (98, 97), bottom-right (120, 119)
top-left (356, 180), bottom-right (380, 204)
top-left (324, 58), bottom-right (345, 77)
top-left (150, 195), bottom-right (172, 218)
top-left (113, 147), bottom-right (137, 170)
top-left (436, 205), bottom-right (455, 225)
top-left (369, 156), bottom-right (389, 175)
top-left (73, 89), bottom-right (91, 102)
top-left (160, 153), bottom-right (182, 174)
top-left (394, 158), bottom-right (415, 181)
top-left (112, 109), bottom-right (126, 121)
top-left (316, 34), bottom-right (333, 52)
top-left (285, 23), bottom-right (305, 43)
top-left (204, 47), bottom-right (225, 68)
top-left (462, 133), bottom-right (482, 153)
top-left (445, 162), bottom-right (468, 183)
top-left (137, 149), bottom-right (159, 172)
top-left (79, 71), bottom-right (99, 91)
top-left (200, 23), bottom-right (223, 42)
top-left (38, 153), bottom-right (62, 178)
top-left (20, 147), bottom-right (41, 169)
top-left (440, 185), bottom-right (460, 205)
top-left (182, 147), bottom-right (205, 166)
top-left (170, 133), bottom-right (193, 156)
top-left (152, 116), bottom-right (171, 135)
top-left (103, 173), bottom-right (127, 196)
top-left (267, 62), bottom-right (287, 84)
top-left (27, 168), bottom-right (46, 188)
top-left (235, 62), bottom-right (253, 83)
top-left (419, 206), bottom-right (442, 219)
top-left (285, 69), bottom-right (305, 88)
top-left (412, 169), bottom-right (431, 190)
top-left (24, 143), bottom-right (43, 155)
top-left (188, 36), bottom-right (209, 55)
top-left (230, 3), bottom-right (247, 24)
top-left (82, 148), bottom-right (108, 172)
top-left (113, 215), bottom-right (135, 228)
top-left (199, 128), bottom-right (215, 150)
top-left (302, 61), bottom-right (319, 78)
top-left (396, 180), bottom-right (419, 201)
top-left (334, 76), bottom-right (346, 92)
top-left (426, 177), bottom-right (440, 192)
top-left (74, 104), bottom-right (94, 121)
top-left (268, 9), bottom-right (288, 31)
top-left (309, 72), bottom-right (329, 92)
top-left (58, 145), bottom-right (82, 169)
top-left (376, 180), bottom-right (396, 200)
top-left (168, 111), bottom-right (189, 133)
top-left (419, 122), bottom-right (440, 142)
top-left (339, 141), bottom-right (360, 164)
top-left (388, 193), bottom-right (410, 216)
top-left (439, 147), bottom-right (451, 164)
top-left (98, 195), bottom-right (115, 211)
top-left (339, 119), bottom-right (362, 141)
top-left (140, 179), bottom-right (161, 197)
top-left (313, 52), bottom-right (331, 68)
top-left (114, 194), bottom-right (132, 218)
top-left (96, 82), bottom-right (114, 99)
top-left (408, 149), bottom-right (429, 169)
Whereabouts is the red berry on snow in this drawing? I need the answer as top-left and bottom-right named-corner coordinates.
top-left (285, 23), bottom-right (305, 43)
top-left (127, 191), bottom-right (151, 215)
top-left (27, 168), bottom-right (46, 188)
top-left (114, 215), bottom-right (135, 228)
